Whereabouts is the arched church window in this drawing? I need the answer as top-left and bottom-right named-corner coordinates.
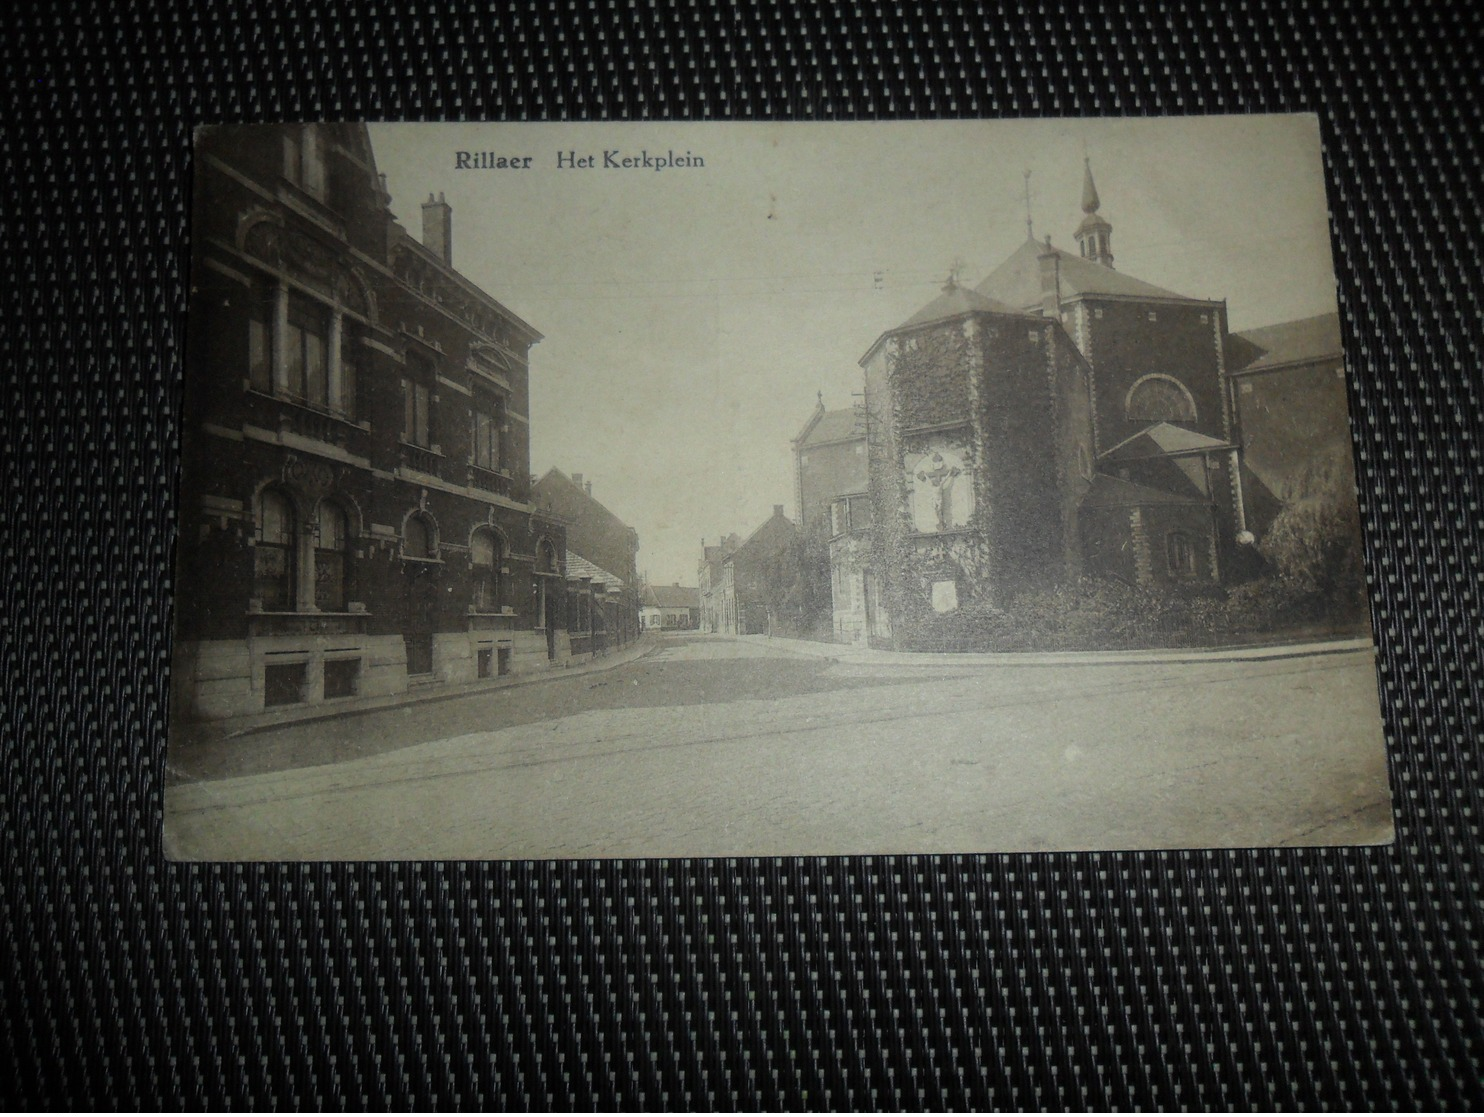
top-left (255, 488), bottom-right (297, 610)
top-left (908, 447), bottom-right (974, 534)
top-left (1126, 375), bottom-right (1197, 424)
top-left (314, 500), bottom-right (350, 611)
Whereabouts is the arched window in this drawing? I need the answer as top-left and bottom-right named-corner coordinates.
top-left (536, 538), bottom-right (558, 574)
top-left (314, 501), bottom-right (350, 611)
top-left (1166, 532), bottom-right (1197, 578)
top-left (404, 513), bottom-right (436, 559)
top-left (255, 488), bottom-right (296, 610)
top-left (471, 528), bottom-right (502, 611)
top-left (1126, 375), bottom-right (1197, 423)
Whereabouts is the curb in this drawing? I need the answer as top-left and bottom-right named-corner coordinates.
top-left (727, 633), bottom-right (1377, 669)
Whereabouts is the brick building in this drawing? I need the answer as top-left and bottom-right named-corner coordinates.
top-left (697, 534), bottom-right (740, 633)
top-left (172, 124), bottom-right (572, 721)
top-left (853, 160), bottom-right (1349, 645)
top-left (717, 507), bottom-right (804, 636)
top-left (792, 397), bottom-right (869, 639)
top-left (532, 469), bottom-right (641, 648)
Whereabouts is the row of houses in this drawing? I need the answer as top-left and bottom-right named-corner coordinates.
top-left (701, 161), bottom-right (1354, 647)
top-left (173, 124), bottom-right (640, 723)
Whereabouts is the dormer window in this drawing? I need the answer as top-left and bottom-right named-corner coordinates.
top-left (283, 127), bottom-right (327, 201)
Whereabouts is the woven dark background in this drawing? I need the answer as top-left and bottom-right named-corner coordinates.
top-left (4, 1), bottom-right (1481, 1108)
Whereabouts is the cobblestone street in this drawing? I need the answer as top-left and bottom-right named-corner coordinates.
top-left (165, 635), bottom-right (1393, 859)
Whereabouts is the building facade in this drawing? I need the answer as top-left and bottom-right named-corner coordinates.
top-left (792, 398), bottom-right (869, 639)
top-left (855, 160), bottom-right (1334, 643)
top-left (173, 124), bottom-right (571, 722)
top-left (532, 469), bottom-right (642, 647)
top-left (697, 534), bottom-right (739, 633)
top-left (640, 584), bottom-right (701, 631)
top-left (717, 506), bottom-right (804, 636)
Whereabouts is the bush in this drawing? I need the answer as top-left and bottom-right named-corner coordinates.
top-left (893, 574), bottom-right (1365, 653)
top-left (1261, 450), bottom-right (1367, 623)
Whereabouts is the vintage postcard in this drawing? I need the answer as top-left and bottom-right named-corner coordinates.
top-left (165, 116), bottom-right (1392, 859)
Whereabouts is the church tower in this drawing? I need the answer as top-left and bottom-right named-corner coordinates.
top-left (1074, 158), bottom-right (1114, 269)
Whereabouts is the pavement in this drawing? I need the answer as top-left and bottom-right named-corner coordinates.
top-left (164, 633), bottom-right (1395, 861)
top-left (728, 631), bottom-right (1378, 667)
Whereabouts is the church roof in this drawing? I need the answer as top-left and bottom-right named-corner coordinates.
top-left (860, 281), bottom-right (1031, 365)
top-left (1080, 473), bottom-right (1210, 509)
top-left (1101, 422), bottom-right (1234, 461)
top-left (898, 281), bottom-right (1025, 330)
top-left (976, 237), bottom-right (1197, 309)
top-left (797, 407), bottom-right (862, 447)
top-left (1230, 311), bottom-right (1342, 372)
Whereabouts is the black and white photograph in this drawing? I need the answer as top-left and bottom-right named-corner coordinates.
top-left (164, 116), bottom-right (1392, 859)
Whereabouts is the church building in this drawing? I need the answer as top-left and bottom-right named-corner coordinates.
top-left (851, 161), bottom-right (1306, 643)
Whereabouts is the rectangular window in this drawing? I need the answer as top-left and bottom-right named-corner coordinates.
top-left (471, 404), bottom-right (501, 470)
top-left (314, 548), bottom-right (346, 611)
top-left (339, 339), bottom-right (357, 419)
top-left (404, 633), bottom-right (433, 676)
top-left (323, 658), bottom-right (359, 699)
top-left (402, 377), bottom-right (431, 446)
top-left (248, 295), bottom-right (272, 392)
top-left (264, 661), bottom-right (307, 707)
top-left (283, 297), bottom-right (328, 405)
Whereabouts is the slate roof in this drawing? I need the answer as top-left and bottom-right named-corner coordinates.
top-left (897, 282), bottom-right (1024, 330)
top-left (1230, 311), bottom-right (1342, 372)
top-left (975, 237), bottom-right (1197, 309)
top-left (643, 584), bottom-right (700, 609)
top-left (1080, 473), bottom-right (1211, 509)
top-left (799, 408), bottom-right (863, 447)
top-left (565, 551), bottom-right (625, 589)
top-left (860, 281), bottom-right (1032, 364)
top-left (1101, 422), bottom-right (1235, 461)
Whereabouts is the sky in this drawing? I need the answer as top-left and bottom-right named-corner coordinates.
top-left (368, 116), bottom-right (1339, 586)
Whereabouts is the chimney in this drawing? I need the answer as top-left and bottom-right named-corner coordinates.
top-left (1037, 234), bottom-right (1062, 320)
top-left (773, 504), bottom-right (785, 518)
top-left (571, 472), bottom-right (583, 487)
top-left (421, 192), bottom-right (452, 267)
top-left (585, 482), bottom-right (593, 497)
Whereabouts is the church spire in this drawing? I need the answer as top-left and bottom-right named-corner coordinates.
top-left (1081, 157), bottom-right (1101, 214)
top-left (1074, 157), bottom-right (1115, 269)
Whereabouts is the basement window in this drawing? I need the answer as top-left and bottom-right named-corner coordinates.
top-left (264, 662), bottom-right (307, 707)
top-left (323, 658), bottom-right (360, 699)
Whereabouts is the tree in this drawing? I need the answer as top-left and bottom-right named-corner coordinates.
top-left (1261, 447), bottom-right (1367, 620)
